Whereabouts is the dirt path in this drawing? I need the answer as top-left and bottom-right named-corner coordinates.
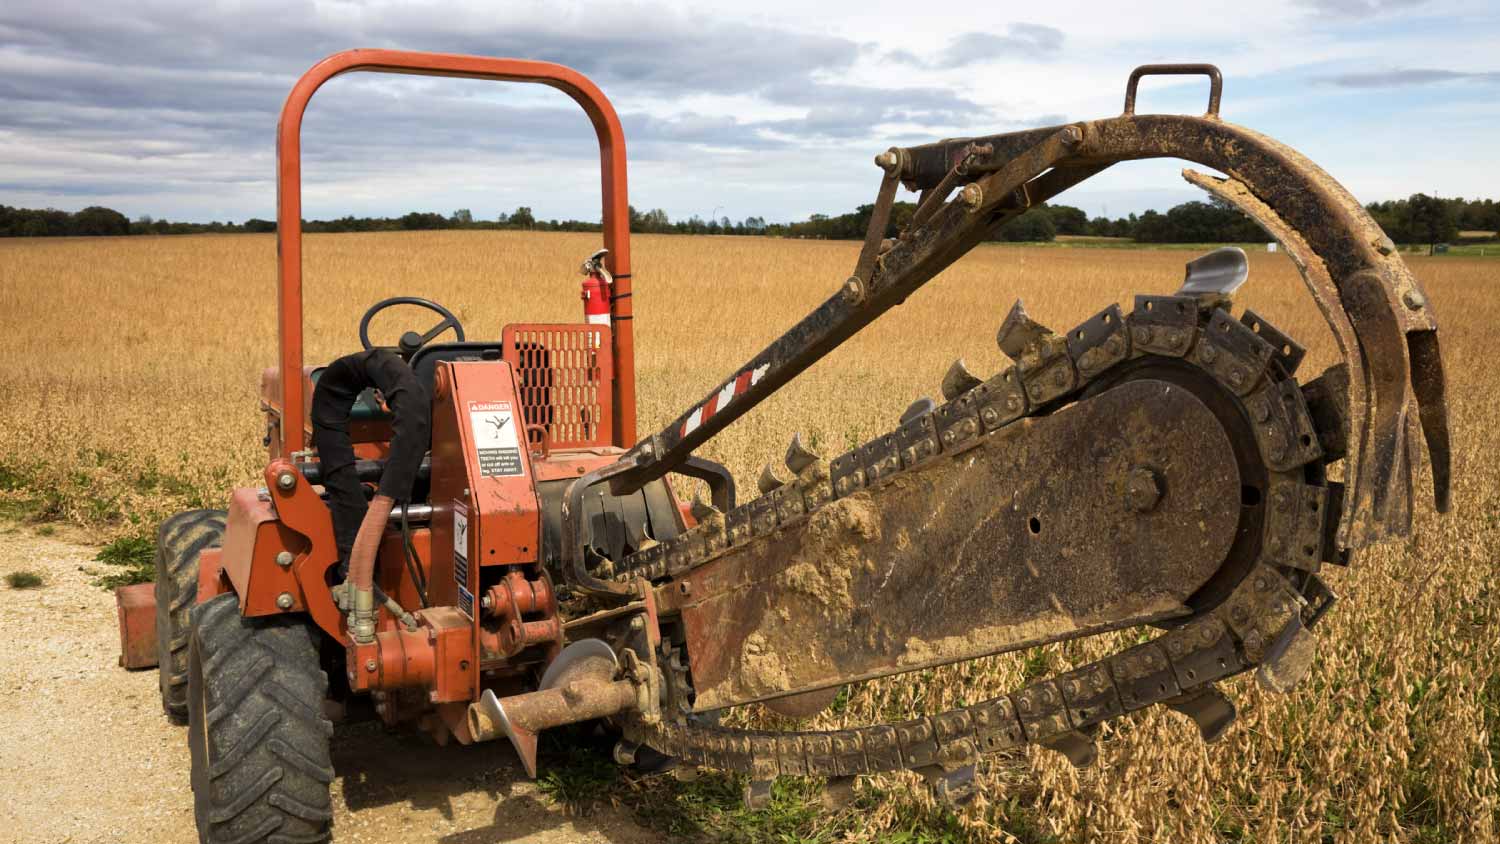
top-left (0, 524), bottom-right (660, 844)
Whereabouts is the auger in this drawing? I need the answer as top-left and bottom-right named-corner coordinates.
top-left (116, 52), bottom-right (1450, 842)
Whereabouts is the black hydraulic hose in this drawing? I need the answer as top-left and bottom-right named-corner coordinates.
top-left (400, 505), bottom-right (429, 608)
top-left (310, 349), bottom-right (430, 575)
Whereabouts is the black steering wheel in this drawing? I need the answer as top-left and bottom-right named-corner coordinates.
top-left (358, 297), bottom-right (466, 358)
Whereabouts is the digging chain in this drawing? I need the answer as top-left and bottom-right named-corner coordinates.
top-left (612, 293), bottom-right (1338, 783)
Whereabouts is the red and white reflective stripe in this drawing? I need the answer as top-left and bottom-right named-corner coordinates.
top-left (682, 363), bottom-right (769, 437)
top-left (586, 312), bottom-right (611, 326)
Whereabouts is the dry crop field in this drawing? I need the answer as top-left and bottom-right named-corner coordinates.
top-left (1, 230), bottom-right (1497, 843)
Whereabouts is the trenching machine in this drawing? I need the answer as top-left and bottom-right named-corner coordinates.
top-left (113, 51), bottom-right (1451, 843)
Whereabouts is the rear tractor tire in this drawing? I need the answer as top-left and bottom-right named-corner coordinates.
top-left (188, 592), bottom-right (334, 844)
top-left (156, 509), bottom-right (227, 724)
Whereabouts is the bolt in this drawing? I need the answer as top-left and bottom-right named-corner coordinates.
top-left (275, 592), bottom-right (294, 610)
top-left (1105, 335), bottom-right (1124, 356)
top-left (275, 551), bottom-right (294, 568)
top-left (1052, 368), bottom-right (1067, 386)
top-left (1254, 401), bottom-right (1271, 422)
top-left (959, 183), bottom-right (984, 211)
top-left (842, 276), bottom-right (866, 305)
top-left (1403, 289), bottom-right (1425, 310)
top-left (1005, 395), bottom-right (1021, 412)
top-left (275, 471), bottom-right (296, 491)
top-left (1229, 368), bottom-right (1244, 387)
top-left (1124, 467), bottom-right (1163, 513)
top-left (630, 616), bottom-right (645, 631)
top-left (1060, 125), bottom-right (1083, 146)
top-left (1373, 235), bottom-right (1396, 256)
top-left (1133, 326), bottom-right (1153, 345)
top-left (365, 659), bottom-right (377, 673)
top-left (981, 407), bottom-right (999, 425)
top-left (1199, 344), bottom-right (1217, 364)
top-left (874, 150), bottom-right (900, 173)
top-left (1165, 329), bottom-right (1183, 348)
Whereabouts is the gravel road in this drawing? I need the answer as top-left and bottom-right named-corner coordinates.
top-left (0, 523), bottom-right (658, 844)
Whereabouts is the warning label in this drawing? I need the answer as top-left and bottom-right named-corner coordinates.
top-left (468, 401), bottom-right (524, 477)
top-left (453, 503), bottom-right (473, 618)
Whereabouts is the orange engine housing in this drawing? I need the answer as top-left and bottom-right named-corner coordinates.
top-left (203, 332), bottom-right (679, 744)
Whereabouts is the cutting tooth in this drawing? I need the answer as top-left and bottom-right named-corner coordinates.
top-left (940, 358), bottom-right (982, 401)
top-left (757, 462), bottom-right (788, 494)
top-left (743, 779), bottom-right (774, 810)
top-left (689, 495), bottom-right (721, 523)
top-left (900, 397), bottom-right (935, 424)
top-left (996, 299), bottom-right (1056, 362)
top-left (918, 764), bottom-right (979, 806)
top-left (820, 775), bottom-right (858, 810)
top-left (1165, 685), bottom-right (1237, 743)
top-left (1040, 730), bottom-right (1098, 769)
top-left (784, 432), bottom-right (819, 475)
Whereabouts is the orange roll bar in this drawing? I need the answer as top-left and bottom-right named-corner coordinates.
top-left (275, 49), bottom-right (637, 457)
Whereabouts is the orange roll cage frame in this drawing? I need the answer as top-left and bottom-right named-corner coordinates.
top-left (275, 49), bottom-right (637, 456)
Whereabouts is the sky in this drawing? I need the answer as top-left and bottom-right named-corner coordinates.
top-left (1, 0), bottom-right (1497, 225)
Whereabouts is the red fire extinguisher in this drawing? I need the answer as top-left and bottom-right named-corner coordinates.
top-left (580, 248), bottom-right (612, 326)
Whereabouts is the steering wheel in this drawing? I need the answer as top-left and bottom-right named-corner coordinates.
top-left (358, 296), bottom-right (466, 358)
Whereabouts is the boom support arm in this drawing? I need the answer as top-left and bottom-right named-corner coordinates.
top-left (598, 78), bottom-right (1448, 558)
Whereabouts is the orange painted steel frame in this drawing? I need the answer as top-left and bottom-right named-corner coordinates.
top-left (274, 49), bottom-right (638, 458)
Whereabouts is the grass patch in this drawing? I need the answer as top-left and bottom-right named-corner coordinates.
top-left (537, 731), bottom-right (867, 842)
top-left (4, 570), bottom-right (45, 589)
top-left (628, 772), bottom-right (844, 843)
top-left (92, 534), bottom-right (156, 589)
top-left (536, 735), bottom-right (622, 812)
top-left (34, 524), bottom-right (55, 536)
top-left (0, 464), bottom-right (24, 491)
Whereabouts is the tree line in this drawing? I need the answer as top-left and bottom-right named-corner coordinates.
top-left (4, 193), bottom-right (1495, 245)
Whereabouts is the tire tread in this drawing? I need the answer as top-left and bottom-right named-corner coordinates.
top-left (189, 593), bottom-right (332, 844)
top-left (156, 509), bottom-right (226, 723)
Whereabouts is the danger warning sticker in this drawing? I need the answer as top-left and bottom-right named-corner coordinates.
top-left (469, 401), bottom-right (524, 477)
